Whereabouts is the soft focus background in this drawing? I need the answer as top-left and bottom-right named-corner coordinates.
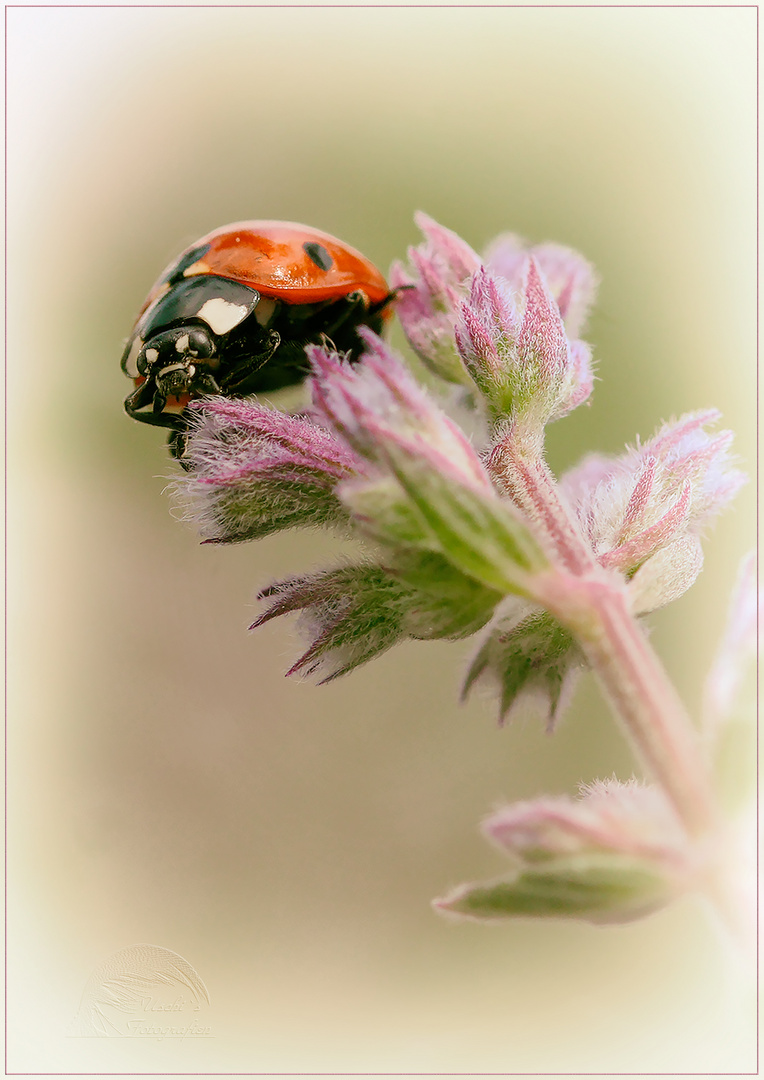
top-left (7, 6), bottom-right (756, 1074)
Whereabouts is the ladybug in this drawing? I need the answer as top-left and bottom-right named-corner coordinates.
top-left (120, 220), bottom-right (394, 456)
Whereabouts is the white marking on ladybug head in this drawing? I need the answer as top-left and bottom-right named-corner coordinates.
top-left (197, 297), bottom-right (250, 336)
top-left (145, 347), bottom-right (159, 364)
top-left (158, 361), bottom-right (189, 378)
top-left (175, 334), bottom-right (190, 353)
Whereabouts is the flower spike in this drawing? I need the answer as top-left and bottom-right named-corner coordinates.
top-left (167, 212), bottom-right (751, 943)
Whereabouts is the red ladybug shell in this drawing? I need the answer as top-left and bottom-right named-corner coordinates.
top-left (142, 220), bottom-right (391, 316)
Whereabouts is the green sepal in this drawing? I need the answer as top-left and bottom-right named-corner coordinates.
top-left (392, 550), bottom-right (503, 640)
top-left (384, 446), bottom-right (549, 595)
top-left (435, 853), bottom-right (673, 925)
top-left (463, 608), bottom-right (582, 726)
top-left (201, 476), bottom-right (347, 543)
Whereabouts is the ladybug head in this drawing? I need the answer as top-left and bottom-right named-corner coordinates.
top-left (138, 325), bottom-right (221, 400)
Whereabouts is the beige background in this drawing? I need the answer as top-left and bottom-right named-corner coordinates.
top-left (7, 5), bottom-right (756, 1074)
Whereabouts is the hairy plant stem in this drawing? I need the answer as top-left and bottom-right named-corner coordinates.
top-left (497, 444), bottom-right (719, 839)
top-left (548, 575), bottom-right (718, 837)
top-left (488, 441), bottom-right (595, 574)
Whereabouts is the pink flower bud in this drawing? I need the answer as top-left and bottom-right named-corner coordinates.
top-left (559, 412), bottom-right (745, 609)
top-left (414, 211), bottom-right (481, 282)
top-left (175, 396), bottom-right (365, 542)
top-left (390, 212), bottom-right (481, 383)
top-left (308, 330), bottom-right (492, 494)
top-left (484, 232), bottom-right (599, 339)
top-left (433, 781), bottom-right (691, 926)
top-left (305, 334), bottom-right (549, 598)
top-left (644, 410), bottom-right (744, 529)
top-left (455, 260), bottom-right (594, 429)
top-left (484, 779), bottom-right (686, 863)
top-left (453, 268), bottom-right (518, 408)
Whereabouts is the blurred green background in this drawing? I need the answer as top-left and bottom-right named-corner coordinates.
top-left (7, 6), bottom-right (756, 1073)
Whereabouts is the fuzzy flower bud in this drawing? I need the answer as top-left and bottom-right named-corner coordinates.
top-left (252, 564), bottom-right (408, 683)
top-left (559, 410), bottom-right (745, 611)
top-left (242, 330), bottom-right (558, 683)
top-left (434, 780), bottom-right (690, 925)
top-left (484, 779), bottom-right (686, 860)
top-left (175, 396), bottom-right (365, 542)
top-left (309, 328), bottom-right (490, 492)
top-left (455, 261), bottom-right (594, 431)
top-left (253, 557), bottom-right (504, 683)
top-left (390, 212), bottom-right (480, 383)
top-left (465, 411), bottom-right (745, 727)
top-left (484, 232), bottom-right (599, 339)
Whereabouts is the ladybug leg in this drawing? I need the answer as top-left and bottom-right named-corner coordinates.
top-left (124, 379), bottom-right (169, 425)
top-left (319, 291), bottom-right (368, 344)
top-left (382, 284), bottom-right (415, 305)
top-left (124, 381), bottom-right (185, 431)
top-left (167, 426), bottom-right (191, 465)
top-left (221, 330), bottom-right (281, 393)
top-left (193, 371), bottom-right (222, 396)
top-left (128, 407), bottom-right (185, 431)
top-left (123, 378), bottom-right (153, 417)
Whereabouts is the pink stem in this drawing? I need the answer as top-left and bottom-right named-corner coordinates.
top-left (491, 442), bottom-right (719, 837)
top-left (535, 572), bottom-right (718, 837)
top-left (488, 442), bottom-right (595, 574)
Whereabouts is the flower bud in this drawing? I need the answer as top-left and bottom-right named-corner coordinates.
top-left (252, 564), bottom-right (407, 682)
top-left (175, 396), bottom-right (364, 542)
top-left (434, 780), bottom-right (689, 925)
top-left (484, 779), bottom-right (685, 861)
top-left (484, 232), bottom-right (599, 339)
top-left (559, 411), bottom-right (745, 610)
top-left (455, 260), bottom-right (594, 430)
top-left (390, 212), bottom-right (480, 383)
top-left (308, 335), bottom-right (550, 596)
top-left (462, 602), bottom-right (582, 729)
top-left (308, 329), bottom-right (490, 492)
top-left (253, 556), bottom-right (504, 683)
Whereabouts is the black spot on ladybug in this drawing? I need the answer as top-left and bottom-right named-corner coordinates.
top-left (303, 241), bottom-right (333, 272)
top-left (163, 242), bottom-right (212, 285)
